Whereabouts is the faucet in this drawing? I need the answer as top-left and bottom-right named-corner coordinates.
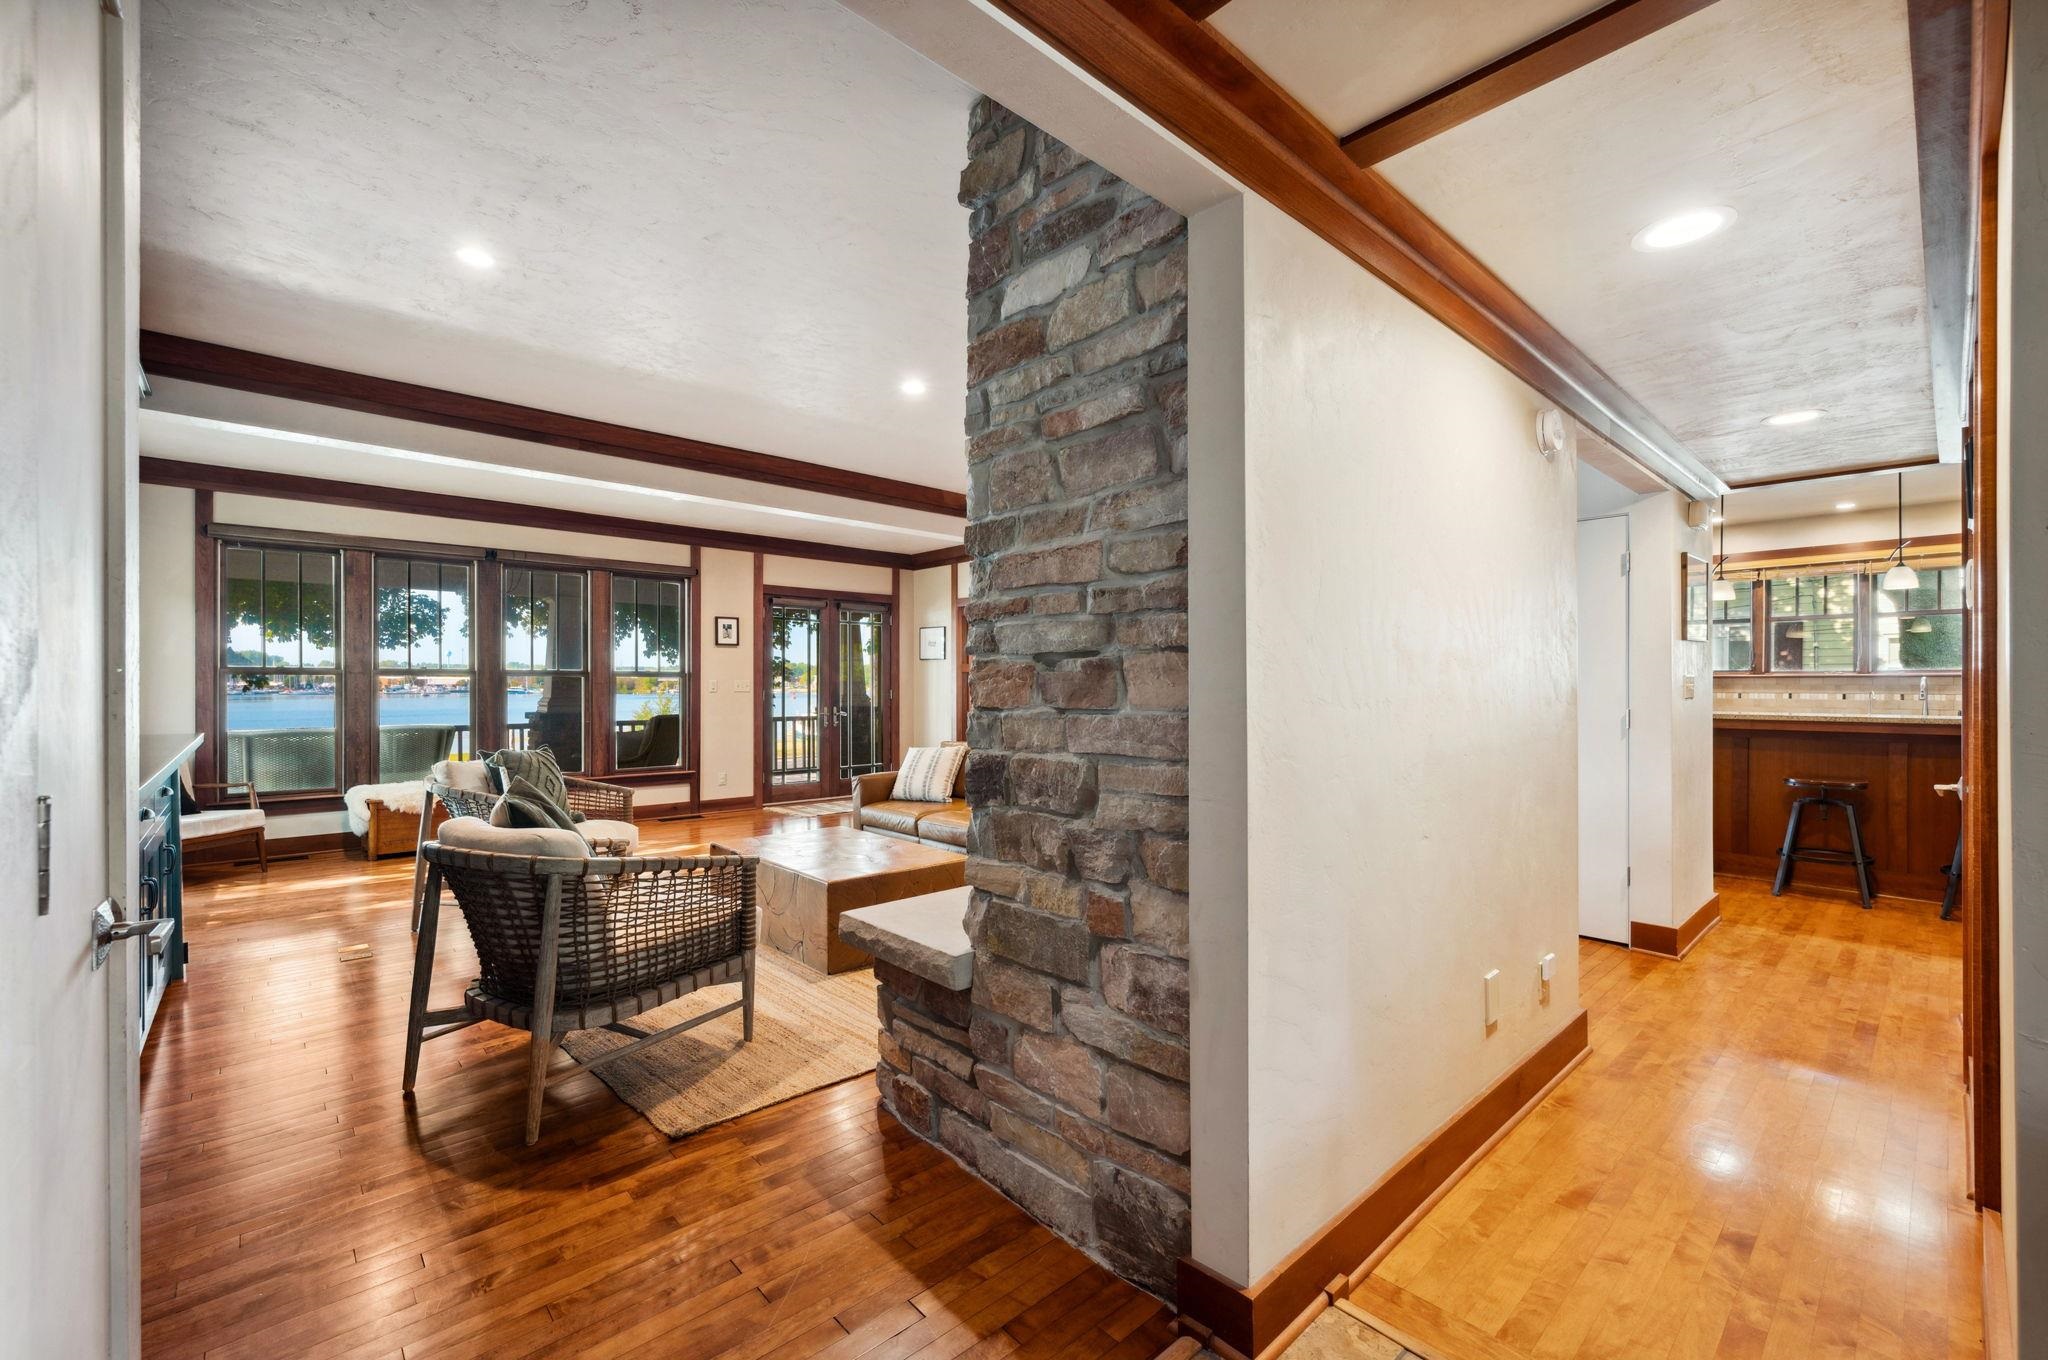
top-left (1920, 675), bottom-right (1930, 716)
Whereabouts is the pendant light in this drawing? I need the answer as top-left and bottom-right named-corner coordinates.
top-left (1881, 472), bottom-right (1920, 590)
top-left (1711, 495), bottom-right (1738, 602)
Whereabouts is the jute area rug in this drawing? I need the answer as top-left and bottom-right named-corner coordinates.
top-left (766, 797), bottom-right (856, 818)
top-left (560, 949), bottom-right (879, 1139)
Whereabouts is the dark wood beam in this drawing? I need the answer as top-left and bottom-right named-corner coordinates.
top-left (1909, 0), bottom-right (1975, 464)
top-left (1167, 0), bottom-right (1231, 17)
top-left (1339, 0), bottom-right (1724, 166)
top-left (139, 331), bottom-right (967, 518)
top-left (988, 0), bottom-right (1722, 499)
top-left (907, 544), bottom-right (972, 569)
top-left (139, 457), bottom-right (934, 570)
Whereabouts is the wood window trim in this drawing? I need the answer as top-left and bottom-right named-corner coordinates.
top-left (757, 588), bottom-right (897, 803)
top-left (208, 539), bottom-right (350, 807)
top-left (368, 554), bottom-right (480, 774)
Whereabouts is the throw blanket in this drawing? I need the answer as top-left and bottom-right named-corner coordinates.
top-left (342, 781), bottom-right (429, 836)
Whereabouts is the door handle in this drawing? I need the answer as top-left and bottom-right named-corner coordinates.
top-left (92, 899), bottom-right (173, 971)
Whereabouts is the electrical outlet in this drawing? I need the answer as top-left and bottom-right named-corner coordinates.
top-left (1539, 952), bottom-right (1556, 1003)
top-left (736, 679), bottom-right (751, 693)
top-left (1484, 969), bottom-right (1501, 1028)
top-left (708, 679), bottom-right (719, 693)
top-left (718, 772), bottom-right (727, 787)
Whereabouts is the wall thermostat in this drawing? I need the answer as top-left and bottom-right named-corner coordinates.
top-left (1535, 408), bottom-right (1568, 461)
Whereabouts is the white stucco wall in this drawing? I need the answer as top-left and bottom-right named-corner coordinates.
top-left (1190, 195), bottom-right (1583, 1283)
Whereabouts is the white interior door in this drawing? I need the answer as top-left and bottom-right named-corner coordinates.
top-left (1577, 516), bottom-right (1631, 944)
top-left (0, 3), bottom-right (141, 1354)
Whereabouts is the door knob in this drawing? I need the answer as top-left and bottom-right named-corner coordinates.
top-left (92, 900), bottom-right (173, 971)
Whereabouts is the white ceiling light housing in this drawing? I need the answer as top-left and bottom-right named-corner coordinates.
top-left (1763, 408), bottom-right (1826, 427)
top-left (899, 377), bottom-right (928, 397)
top-left (1630, 205), bottom-right (1736, 253)
top-left (1883, 562), bottom-right (1921, 590)
top-left (454, 243), bottom-right (496, 270)
top-left (1712, 578), bottom-right (1739, 602)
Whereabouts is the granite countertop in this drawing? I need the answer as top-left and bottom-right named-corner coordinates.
top-left (1714, 710), bottom-right (1962, 727)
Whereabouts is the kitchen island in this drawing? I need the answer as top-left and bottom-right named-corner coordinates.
top-left (1714, 712), bottom-right (1962, 904)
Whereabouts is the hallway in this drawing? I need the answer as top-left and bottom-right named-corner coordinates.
top-left (1346, 880), bottom-right (1981, 1359)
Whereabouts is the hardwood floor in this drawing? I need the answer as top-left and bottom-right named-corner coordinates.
top-left (141, 804), bottom-right (1174, 1360)
top-left (1350, 878), bottom-right (1984, 1360)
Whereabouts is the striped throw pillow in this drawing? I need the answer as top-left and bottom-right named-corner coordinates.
top-left (891, 744), bottom-right (968, 804)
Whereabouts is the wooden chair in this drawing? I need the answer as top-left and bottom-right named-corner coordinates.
top-left (404, 836), bottom-right (758, 1144)
top-left (183, 781), bottom-right (268, 870)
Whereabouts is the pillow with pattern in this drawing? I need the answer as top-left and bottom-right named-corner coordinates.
top-left (890, 744), bottom-right (968, 804)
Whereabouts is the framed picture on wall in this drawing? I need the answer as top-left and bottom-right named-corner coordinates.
top-left (714, 616), bottom-right (740, 647)
top-left (918, 625), bottom-right (947, 660)
top-left (1681, 552), bottom-right (1711, 642)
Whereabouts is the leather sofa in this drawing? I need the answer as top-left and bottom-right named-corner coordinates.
top-left (853, 759), bottom-right (968, 851)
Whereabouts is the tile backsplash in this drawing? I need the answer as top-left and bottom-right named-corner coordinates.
top-left (1713, 673), bottom-right (1962, 718)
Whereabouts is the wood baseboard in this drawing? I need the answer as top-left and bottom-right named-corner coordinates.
top-left (1629, 894), bottom-right (1721, 959)
top-left (694, 794), bottom-right (761, 814)
top-left (1175, 1010), bottom-right (1591, 1358)
top-left (184, 831), bottom-right (344, 867)
top-left (1982, 1209), bottom-right (2014, 1360)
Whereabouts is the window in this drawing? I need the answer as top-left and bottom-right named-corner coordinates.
top-left (1871, 565), bottom-right (1965, 671)
top-left (503, 567), bottom-right (588, 771)
top-left (611, 575), bottom-right (687, 770)
top-left (220, 545), bottom-right (341, 794)
top-left (1766, 572), bottom-right (1858, 672)
top-left (1710, 585), bottom-right (1753, 672)
top-left (374, 557), bottom-right (473, 781)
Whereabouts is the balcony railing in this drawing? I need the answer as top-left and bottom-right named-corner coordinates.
top-left (770, 714), bottom-right (820, 785)
top-left (223, 719), bottom-right (685, 793)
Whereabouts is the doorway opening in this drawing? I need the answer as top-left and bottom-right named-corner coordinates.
top-left (761, 594), bottom-right (893, 803)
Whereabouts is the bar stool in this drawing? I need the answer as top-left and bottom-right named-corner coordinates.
top-left (1773, 777), bottom-right (1876, 909)
top-left (1936, 782), bottom-right (1963, 921)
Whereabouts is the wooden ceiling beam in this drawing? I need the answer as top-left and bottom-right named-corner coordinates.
top-left (989, 0), bottom-right (1723, 501)
top-left (1907, 0), bottom-right (1975, 465)
top-left (1167, 0), bottom-right (1231, 17)
top-left (138, 331), bottom-right (968, 518)
top-left (1338, 0), bottom-right (1724, 167)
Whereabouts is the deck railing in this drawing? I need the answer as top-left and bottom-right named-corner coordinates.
top-left (770, 714), bottom-right (820, 784)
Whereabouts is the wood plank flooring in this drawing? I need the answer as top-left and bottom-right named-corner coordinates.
top-left (1352, 879), bottom-right (1985, 1360)
top-left (141, 805), bottom-right (1174, 1360)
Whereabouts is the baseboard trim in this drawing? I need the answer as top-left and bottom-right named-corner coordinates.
top-left (1629, 894), bottom-right (1721, 959)
top-left (1175, 1009), bottom-right (1591, 1358)
top-left (694, 794), bottom-right (761, 814)
top-left (1982, 1209), bottom-right (2014, 1360)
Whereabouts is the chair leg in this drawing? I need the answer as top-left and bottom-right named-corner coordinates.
top-left (742, 949), bottom-right (756, 1043)
top-left (402, 867), bottom-right (443, 1096)
top-left (1844, 804), bottom-right (1875, 910)
top-left (1941, 825), bottom-right (1964, 921)
top-left (255, 827), bottom-right (269, 873)
top-left (1773, 798), bottom-right (1810, 896)
top-left (523, 1032), bottom-right (556, 1147)
top-left (523, 875), bottom-right (565, 1146)
top-left (410, 800), bottom-right (433, 933)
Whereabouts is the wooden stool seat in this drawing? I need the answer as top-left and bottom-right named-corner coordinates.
top-left (1774, 775), bottom-right (1876, 909)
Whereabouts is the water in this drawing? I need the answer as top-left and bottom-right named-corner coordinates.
top-left (225, 688), bottom-right (807, 730)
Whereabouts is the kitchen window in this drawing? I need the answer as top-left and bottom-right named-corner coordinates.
top-left (1765, 572), bottom-right (1859, 673)
top-left (1871, 565), bottom-right (1965, 672)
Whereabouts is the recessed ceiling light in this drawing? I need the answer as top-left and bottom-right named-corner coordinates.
top-left (1835, 501), bottom-right (1857, 511)
top-left (1763, 408), bottom-right (1826, 427)
top-left (1630, 206), bottom-right (1736, 252)
top-left (899, 377), bottom-right (928, 397)
top-left (454, 244), bottom-right (496, 270)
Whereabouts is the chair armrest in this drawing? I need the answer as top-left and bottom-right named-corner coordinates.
top-left (429, 783), bottom-right (498, 821)
top-left (852, 771), bottom-right (897, 819)
top-left (192, 780), bottom-right (260, 809)
top-left (563, 776), bottom-right (634, 822)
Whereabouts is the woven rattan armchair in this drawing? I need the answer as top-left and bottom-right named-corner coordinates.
top-left (410, 781), bottom-right (499, 932)
top-left (404, 841), bottom-right (758, 1144)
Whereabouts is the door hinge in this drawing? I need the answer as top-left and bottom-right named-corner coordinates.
top-left (1622, 708), bottom-right (1632, 736)
top-left (1626, 866), bottom-right (1633, 887)
top-left (36, 795), bottom-right (52, 916)
top-left (1620, 551), bottom-right (1631, 576)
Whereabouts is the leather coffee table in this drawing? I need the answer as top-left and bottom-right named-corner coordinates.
top-left (711, 826), bottom-right (966, 975)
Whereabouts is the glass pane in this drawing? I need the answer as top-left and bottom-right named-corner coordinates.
top-left (554, 573), bottom-right (585, 671)
top-left (1712, 621), bottom-right (1753, 672)
top-left (612, 576), bottom-right (640, 671)
top-left (1769, 617), bottom-right (1856, 672)
top-left (769, 605), bottom-right (821, 786)
top-left (439, 563), bottom-right (471, 669)
top-left (506, 674), bottom-right (583, 772)
top-left (223, 547), bottom-right (265, 665)
top-left (1873, 612), bottom-right (1964, 671)
top-left (614, 678), bottom-right (682, 769)
top-left (838, 608), bottom-right (888, 782)
top-left (299, 553), bottom-right (337, 668)
top-left (224, 672), bottom-right (338, 793)
top-left (612, 575), bottom-right (686, 676)
top-left (261, 551), bottom-right (300, 669)
top-left (374, 558), bottom-right (410, 668)
top-left (377, 676), bottom-right (471, 780)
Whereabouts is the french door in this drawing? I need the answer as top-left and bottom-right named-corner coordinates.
top-left (763, 596), bottom-right (893, 801)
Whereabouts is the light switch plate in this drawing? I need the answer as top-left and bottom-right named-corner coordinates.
top-left (1484, 969), bottom-right (1502, 1027)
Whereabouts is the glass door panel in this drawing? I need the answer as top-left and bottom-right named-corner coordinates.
top-left (837, 608), bottom-right (889, 785)
top-left (768, 603), bottom-right (825, 798)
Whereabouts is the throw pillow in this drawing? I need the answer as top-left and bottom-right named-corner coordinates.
top-left (891, 743), bottom-right (969, 804)
top-left (432, 757), bottom-right (494, 794)
top-left (486, 747), bottom-right (582, 820)
top-left (490, 774), bottom-right (581, 832)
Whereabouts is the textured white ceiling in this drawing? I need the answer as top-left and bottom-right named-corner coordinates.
top-left (1217, 0), bottom-right (1936, 487)
top-left (1208, 0), bottom-right (1601, 135)
top-left (139, 0), bottom-right (977, 494)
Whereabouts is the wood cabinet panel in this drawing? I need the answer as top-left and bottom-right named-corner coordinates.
top-left (1713, 722), bottom-right (1961, 902)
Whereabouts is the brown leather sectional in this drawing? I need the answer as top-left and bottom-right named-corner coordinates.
top-left (852, 763), bottom-right (968, 851)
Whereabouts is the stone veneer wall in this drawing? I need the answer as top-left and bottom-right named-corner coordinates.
top-left (871, 96), bottom-right (1192, 1300)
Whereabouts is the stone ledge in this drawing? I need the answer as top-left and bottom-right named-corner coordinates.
top-left (839, 887), bottom-right (974, 991)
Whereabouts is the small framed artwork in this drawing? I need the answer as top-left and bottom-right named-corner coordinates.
top-left (1681, 552), bottom-right (1711, 643)
top-left (918, 625), bottom-right (948, 661)
top-left (714, 616), bottom-right (741, 647)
